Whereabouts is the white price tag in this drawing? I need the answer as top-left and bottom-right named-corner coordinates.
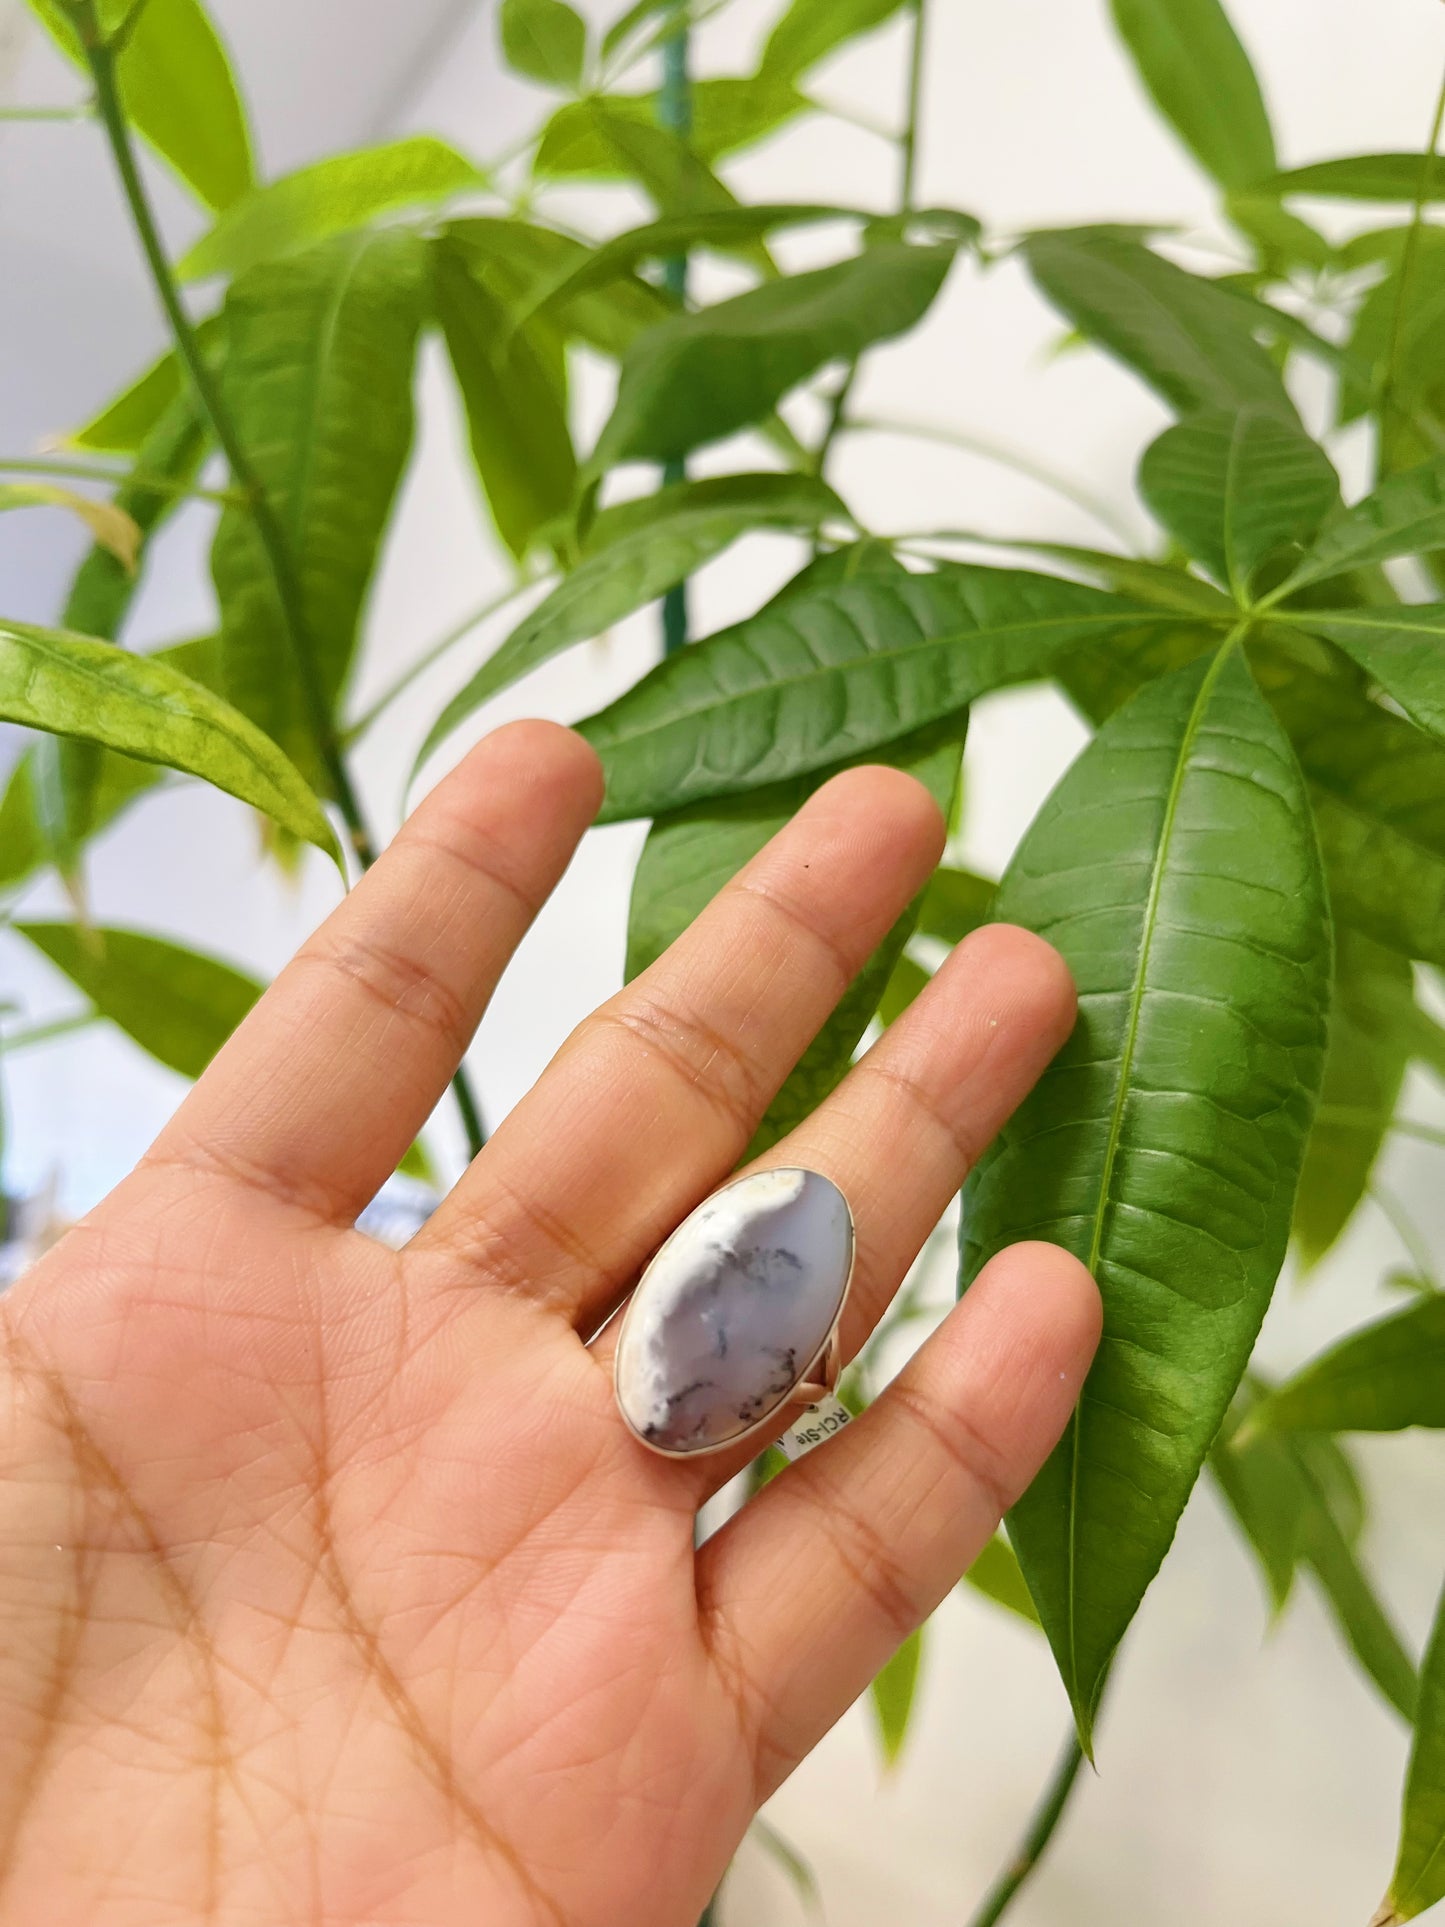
top-left (778, 1395), bottom-right (853, 1461)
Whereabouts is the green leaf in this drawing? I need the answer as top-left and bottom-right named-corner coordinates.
top-left (210, 230), bottom-right (427, 784)
top-left (625, 720), bottom-right (963, 1153)
top-left (1379, 1574), bottom-right (1445, 1922)
top-left (178, 138), bottom-right (485, 284)
top-left (35, 393), bottom-right (208, 875)
top-left (761, 0), bottom-right (908, 79)
top-left (579, 564), bottom-right (1172, 821)
top-left (1336, 230), bottom-right (1445, 439)
top-left (535, 76), bottom-right (807, 170)
top-left (0, 734), bottom-right (156, 895)
top-left (1293, 932), bottom-right (1414, 1269)
top-left (869, 1626), bottom-right (923, 1768)
top-left (0, 619), bottom-right (337, 862)
top-left (515, 203), bottom-right (873, 323)
top-left (1224, 192), bottom-right (1334, 275)
top-left (1138, 407), bottom-right (1339, 598)
top-left (12, 923), bottom-right (260, 1079)
top-left (66, 314), bottom-right (223, 455)
top-left (501, 0), bottom-right (587, 88)
top-left (1254, 1296), bottom-right (1445, 1435)
top-left (27, 0), bottom-right (252, 209)
top-left (444, 216), bottom-right (672, 359)
top-left (1107, 0), bottom-right (1275, 190)
top-left (593, 243), bottom-right (954, 469)
top-left (1264, 154), bottom-right (1445, 203)
top-left (877, 951), bottom-right (929, 1027)
top-left (1023, 229), bottom-right (1295, 418)
top-left (916, 865), bottom-right (996, 943)
top-left (961, 645), bottom-right (1331, 1749)
top-left (1266, 661), bottom-right (1445, 966)
top-left (962, 1533), bottom-right (1043, 1628)
top-left (1279, 454), bottom-right (1445, 596)
top-left (431, 233), bottom-right (576, 562)
top-left (1213, 1401), bottom-right (1417, 1718)
top-left (417, 473), bottom-right (846, 769)
top-left (943, 538), bottom-right (1234, 617)
top-left (1278, 606), bottom-right (1445, 746)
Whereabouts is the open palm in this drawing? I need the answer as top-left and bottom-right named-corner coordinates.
top-left (0, 723), bottom-right (1098, 1927)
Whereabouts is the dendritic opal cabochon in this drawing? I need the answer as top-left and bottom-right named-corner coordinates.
top-left (614, 1167), bottom-right (854, 1456)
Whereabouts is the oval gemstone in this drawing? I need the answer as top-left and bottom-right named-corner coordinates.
top-left (614, 1167), bottom-right (854, 1455)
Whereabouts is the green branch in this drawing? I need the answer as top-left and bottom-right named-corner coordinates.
top-left (64, 0), bottom-right (488, 1161)
top-left (656, 5), bottom-right (693, 657)
top-left (966, 1734), bottom-right (1087, 1927)
top-left (0, 454), bottom-right (244, 507)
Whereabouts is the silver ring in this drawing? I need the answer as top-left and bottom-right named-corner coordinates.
top-left (612, 1167), bottom-right (855, 1460)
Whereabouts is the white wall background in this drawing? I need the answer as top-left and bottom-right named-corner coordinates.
top-left (4, 1), bottom-right (1445, 1921)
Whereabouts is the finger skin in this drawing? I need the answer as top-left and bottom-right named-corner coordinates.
top-left (412, 765), bottom-right (947, 1325)
top-left (589, 923), bottom-right (1079, 1500)
top-left (147, 722), bottom-right (603, 1223)
top-left (695, 1241), bottom-right (1101, 1797)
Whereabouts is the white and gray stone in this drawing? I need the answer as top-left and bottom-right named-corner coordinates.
top-left (614, 1167), bottom-right (854, 1455)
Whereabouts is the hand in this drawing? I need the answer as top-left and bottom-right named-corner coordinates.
top-left (0, 723), bottom-right (1099, 1927)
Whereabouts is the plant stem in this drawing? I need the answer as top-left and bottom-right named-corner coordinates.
top-left (0, 454), bottom-right (243, 507)
top-left (0, 103), bottom-right (94, 121)
top-left (1372, 1179), bottom-right (1441, 1288)
top-left (2, 1010), bottom-right (99, 1052)
top-left (966, 1733), bottom-right (1086, 1927)
top-left (1379, 61), bottom-right (1445, 480)
top-left (71, 0), bottom-right (376, 867)
top-left (899, 0), bottom-right (928, 216)
top-left (68, 0), bottom-right (488, 1161)
top-left (656, 5), bottom-right (693, 655)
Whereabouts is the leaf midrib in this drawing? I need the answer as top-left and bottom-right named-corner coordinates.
top-left (592, 600), bottom-right (1197, 749)
top-left (1065, 633), bottom-right (1240, 1723)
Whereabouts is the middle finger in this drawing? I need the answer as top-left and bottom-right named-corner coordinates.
top-left (412, 765), bottom-right (946, 1325)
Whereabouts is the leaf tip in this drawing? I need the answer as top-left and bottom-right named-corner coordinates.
top-left (1367, 1900), bottom-right (1401, 1927)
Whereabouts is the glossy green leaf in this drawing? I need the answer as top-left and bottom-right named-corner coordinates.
top-left (1279, 454), bottom-right (1445, 595)
top-left (28, 0), bottom-right (252, 209)
top-left (178, 138), bottom-right (485, 284)
top-left (210, 230), bottom-right (426, 784)
top-left (1214, 1402), bottom-right (1417, 1717)
top-left (593, 243), bottom-right (954, 468)
top-left (1294, 932), bottom-right (1413, 1269)
top-left (961, 645), bottom-right (1330, 1749)
top-left (13, 922), bottom-right (260, 1080)
top-left (1255, 1296), bottom-right (1445, 1435)
top-left (1378, 1575), bottom-right (1445, 1923)
top-left (431, 233), bottom-right (576, 562)
top-left (962, 1533), bottom-right (1043, 1628)
top-left (1265, 154), bottom-right (1445, 203)
top-left (535, 76), bottom-right (807, 171)
top-left (501, 0), bottom-right (587, 88)
top-left (625, 721), bottom-right (963, 1154)
top-left (418, 473), bottom-right (846, 770)
top-left (916, 865), bottom-right (996, 944)
top-left (1337, 230), bottom-right (1445, 437)
top-left (0, 620), bottom-right (336, 862)
top-left (869, 1626), bottom-right (923, 1768)
top-left (579, 565), bottom-right (1172, 821)
top-left (1278, 607), bottom-right (1445, 746)
top-left (1267, 663), bottom-right (1445, 966)
top-left (1107, 0), bottom-right (1275, 189)
top-left (1023, 229), bottom-right (1294, 418)
top-left (444, 216), bottom-right (672, 359)
top-left (761, 0), bottom-right (908, 78)
top-left (1138, 407), bottom-right (1338, 597)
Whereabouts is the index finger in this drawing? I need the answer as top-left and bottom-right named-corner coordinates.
top-left (145, 722), bottom-right (603, 1222)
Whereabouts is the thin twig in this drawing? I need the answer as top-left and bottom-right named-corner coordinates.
top-left (966, 1734), bottom-right (1086, 1927)
top-left (343, 576), bottom-right (539, 742)
top-left (0, 454), bottom-right (244, 507)
top-left (0, 104), bottom-right (94, 122)
top-left (656, 5), bottom-right (693, 657)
